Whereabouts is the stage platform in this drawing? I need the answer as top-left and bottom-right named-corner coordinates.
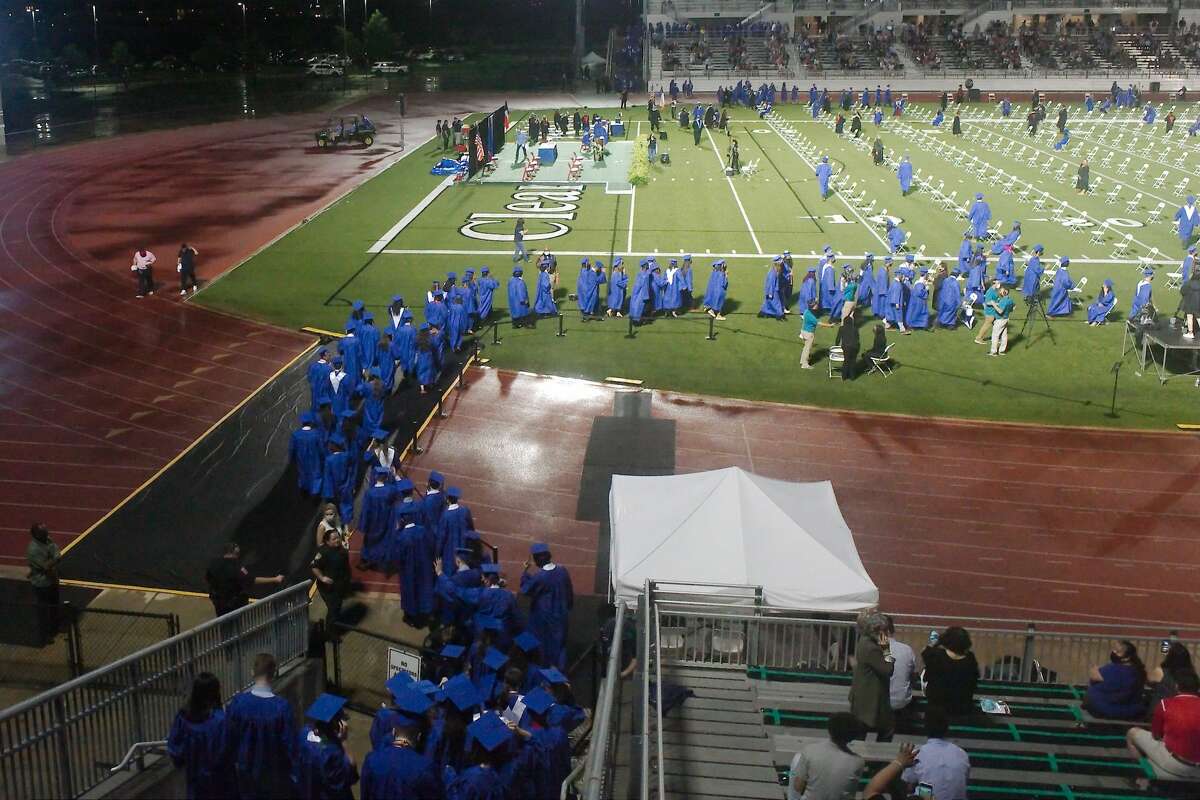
top-left (482, 140), bottom-right (635, 189)
top-left (1122, 318), bottom-right (1200, 384)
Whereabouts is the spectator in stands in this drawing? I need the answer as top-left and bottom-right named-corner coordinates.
top-left (786, 712), bottom-right (865, 800)
top-left (1127, 668), bottom-right (1200, 783)
top-left (26, 522), bottom-right (61, 643)
top-left (921, 626), bottom-right (980, 718)
top-left (225, 653), bottom-right (298, 799)
top-left (902, 706), bottom-right (970, 800)
top-left (1150, 642), bottom-right (1195, 704)
top-left (849, 612), bottom-right (895, 740)
top-left (1085, 640), bottom-right (1148, 720)
top-left (204, 542), bottom-right (283, 618)
top-left (884, 616), bottom-right (916, 718)
top-left (169, 672), bottom-right (234, 799)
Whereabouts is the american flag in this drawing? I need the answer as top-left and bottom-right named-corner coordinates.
top-left (474, 132), bottom-right (485, 163)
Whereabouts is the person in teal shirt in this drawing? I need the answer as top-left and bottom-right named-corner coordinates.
top-left (840, 270), bottom-right (859, 320)
top-left (799, 301), bottom-right (821, 369)
top-left (987, 287), bottom-right (1015, 356)
top-left (974, 279), bottom-right (1001, 345)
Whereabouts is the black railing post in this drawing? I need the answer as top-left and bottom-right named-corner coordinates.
top-left (1021, 623), bottom-right (1037, 682)
top-left (706, 314), bottom-right (716, 341)
top-left (627, 316), bottom-right (636, 338)
top-left (492, 320), bottom-right (502, 345)
top-left (556, 313), bottom-right (566, 337)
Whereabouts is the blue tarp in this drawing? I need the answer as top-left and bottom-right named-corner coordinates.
top-left (430, 158), bottom-right (462, 176)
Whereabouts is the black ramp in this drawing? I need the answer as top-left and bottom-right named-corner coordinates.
top-left (578, 392), bottom-right (675, 594)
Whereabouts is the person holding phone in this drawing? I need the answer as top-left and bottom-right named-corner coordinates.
top-left (900, 706), bottom-right (969, 800)
top-left (849, 612), bottom-right (896, 740)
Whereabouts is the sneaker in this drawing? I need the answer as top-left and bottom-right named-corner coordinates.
top-left (716, 314), bottom-right (726, 320)
top-left (801, 364), bottom-right (813, 369)
top-left (1185, 333), bottom-right (1195, 339)
top-left (181, 289), bottom-right (187, 295)
top-left (191, 285), bottom-right (198, 293)
top-left (988, 352), bottom-right (998, 356)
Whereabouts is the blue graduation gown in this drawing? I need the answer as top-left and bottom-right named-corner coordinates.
top-left (652, 272), bottom-right (667, 310)
top-left (390, 496), bottom-right (424, 541)
top-left (447, 765), bottom-right (507, 800)
top-left (475, 585), bottom-right (522, 643)
top-left (1144, 105), bottom-right (1157, 124)
top-left (937, 278), bottom-right (962, 327)
top-left (461, 281), bottom-right (479, 319)
top-left (1047, 269), bottom-right (1075, 315)
top-left (956, 239), bottom-right (973, 275)
top-left (662, 270), bottom-right (682, 310)
top-left (167, 710), bottom-right (234, 800)
top-left (905, 281), bottom-right (929, 329)
top-left (995, 250), bottom-right (1015, 285)
top-left (1089, 289), bottom-right (1117, 323)
top-left (415, 346), bottom-right (437, 387)
top-left (478, 276), bottom-right (500, 319)
top-left (391, 325), bottom-right (416, 376)
top-left (799, 274), bottom-right (818, 309)
top-left (289, 426), bottom-right (325, 494)
top-left (1131, 280), bottom-right (1152, 317)
top-left (533, 271), bottom-right (557, 315)
top-left (820, 262), bottom-right (841, 315)
top-left (422, 488), bottom-right (447, 531)
top-left (703, 269), bottom-right (728, 311)
top-left (898, 161), bottom-right (912, 193)
top-left (589, 269), bottom-right (606, 314)
top-left (358, 482), bottom-right (395, 564)
top-left (1021, 257), bottom-right (1044, 299)
top-left (392, 523), bottom-right (437, 617)
top-left (224, 691), bottom-right (297, 800)
top-left (547, 703), bottom-right (588, 733)
top-left (338, 337), bottom-right (361, 390)
top-left (295, 728), bottom-right (356, 800)
top-left (321, 451), bottom-right (356, 523)
top-left (1001, 99), bottom-right (1011, 116)
top-left (608, 271), bottom-right (628, 312)
top-left (885, 278), bottom-right (907, 325)
top-left (887, 226), bottom-right (905, 253)
top-left (528, 727), bottom-right (571, 800)
top-left (360, 745), bottom-right (442, 800)
top-left (932, 110), bottom-right (944, 126)
top-left (307, 360), bottom-right (333, 411)
top-left (437, 504), bottom-right (475, 574)
top-left (358, 324), bottom-right (380, 371)
top-left (966, 259), bottom-right (988, 298)
top-left (1176, 205), bottom-right (1197, 244)
top-left (447, 304), bottom-right (468, 350)
top-left (815, 162), bottom-right (832, 196)
top-left (968, 199), bottom-right (991, 239)
top-left (1183, 255), bottom-right (1195, 282)
top-left (990, 227), bottom-right (1020, 255)
top-left (520, 564), bottom-right (574, 669)
top-left (575, 267), bottom-right (591, 316)
top-left (629, 270), bottom-right (652, 320)
top-left (507, 276), bottom-right (530, 320)
top-left (871, 266), bottom-right (890, 317)
top-left (358, 383), bottom-right (387, 436)
top-left (855, 267), bottom-right (874, 304)
top-left (760, 269), bottom-right (784, 317)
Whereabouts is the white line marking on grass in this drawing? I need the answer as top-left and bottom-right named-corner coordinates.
top-left (627, 123), bottom-right (640, 254)
top-left (367, 175), bottom-right (455, 254)
top-left (705, 125), bottom-right (762, 254)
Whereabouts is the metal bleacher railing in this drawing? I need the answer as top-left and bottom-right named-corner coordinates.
top-left (567, 600), bottom-right (629, 800)
top-left (0, 581), bottom-right (312, 800)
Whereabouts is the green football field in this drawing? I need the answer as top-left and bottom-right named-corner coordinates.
top-left (196, 99), bottom-right (1200, 430)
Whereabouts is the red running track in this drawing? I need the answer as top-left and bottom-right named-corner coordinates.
top-left (352, 368), bottom-right (1200, 627)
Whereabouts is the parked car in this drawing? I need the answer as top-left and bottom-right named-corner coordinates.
top-left (307, 63), bottom-right (344, 77)
top-left (372, 61), bottom-right (408, 74)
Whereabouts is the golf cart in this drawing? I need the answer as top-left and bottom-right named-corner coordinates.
top-left (315, 115), bottom-right (376, 148)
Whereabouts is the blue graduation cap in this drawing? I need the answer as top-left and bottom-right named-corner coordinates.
top-left (332, 355), bottom-right (344, 366)
top-left (397, 477), bottom-right (414, 492)
top-left (1033, 244), bottom-right (1044, 253)
top-left (415, 679), bottom-right (442, 699)
top-left (446, 271), bottom-right (457, 281)
top-left (481, 563), bottom-right (501, 576)
top-left (328, 432), bottom-right (347, 447)
top-left (300, 410), bottom-right (318, 426)
top-left (684, 254), bottom-right (693, 260)
top-left (523, 687), bottom-right (554, 716)
top-left (513, 267), bottom-right (524, 275)
top-left (1060, 256), bottom-right (1070, 266)
top-left (428, 470), bottom-right (444, 485)
top-left (539, 666), bottom-right (568, 685)
top-left (368, 366), bottom-right (381, 378)
top-left (1143, 268), bottom-right (1155, 277)
top-left (613, 257), bottom-right (623, 267)
top-left (317, 346), bottom-right (329, 356)
top-left (975, 192), bottom-right (984, 199)
top-left (418, 322), bottom-right (430, 331)
top-left (454, 547), bottom-right (473, 559)
top-left (306, 692), bottom-right (348, 722)
top-left (362, 311), bottom-right (375, 322)
top-left (484, 647), bottom-right (509, 670)
top-left (372, 428), bottom-right (389, 440)
top-left (443, 674), bottom-right (481, 711)
top-left (372, 465), bottom-right (391, 478)
top-left (391, 294), bottom-right (404, 304)
top-left (514, 631), bottom-right (541, 653)
top-left (530, 542), bottom-right (550, 555)
top-left (772, 256), bottom-right (782, 263)
top-left (385, 671), bottom-right (415, 700)
top-left (468, 712), bottom-right (513, 752)
top-left (481, 266), bottom-right (490, 274)
top-left (464, 268), bottom-right (474, 277)
top-left (440, 643), bottom-right (466, 660)
top-left (447, 486), bottom-right (462, 499)
top-left (393, 685), bottom-right (433, 717)
top-left (352, 300), bottom-right (365, 311)
top-left (478, 615), bottom-right (503, 631)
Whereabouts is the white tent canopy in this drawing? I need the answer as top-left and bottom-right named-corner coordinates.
top-left (581, 51), bottom-right (607, 67)
top-left (609, 467), bottom-right (878, 611)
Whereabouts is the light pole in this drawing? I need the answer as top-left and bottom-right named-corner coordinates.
top-left (91, 4), bottom-right (99, 99)
top-left (238, 3), bottom-right (247, 71)
top-left (25, 6), bottom-right (38, 59)
top-left (341, 0), bottom-right (349, 91)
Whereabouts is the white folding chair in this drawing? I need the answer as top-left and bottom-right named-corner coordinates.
top-left (1105, 184), bottom-right (1122, 205)
top-left (827, 346), bottom-right (845, 379)
top-left (868, 342), bottom-right (895, 377)
top-left (1126, 192), bottom-right (1143, 213)
top-left (1089, 220), bottom-right (1110, 245)
top-left (1111, 233), bottom-right (1133, 258)
top-left (1148, 202), bottom-right (1166, 224)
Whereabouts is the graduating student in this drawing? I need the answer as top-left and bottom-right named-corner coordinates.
top-left (1054, 127), bottom-right (1070, 151)
top-left (444, 295), bottom-right (468, 354)
top-left (533, 262), bottom-right (558, 316)
top-left (1000, 97), bottom-right (1012, 117)
top-left (507, 267), bottom-right (531, 327)
top-left (358, 313), bottom-right (380, 372)
top-left (1084, 93), bottom-right (1094, 113)
top-left (1131, 269), bottom-right (1154, 318)
top-left (168, 673), bottom-right (235, 800)
top-left (1143, 103), bottom-right (1157, 125)
top-left (905, 269), bottom-right (930, 330)
top-left (661, 260), bottom-right (683, 317)
top-left (884, 269), bottom-right (909, 333)
top-left (307, 348), bottom-right (333, 411)
top-left (871, 257), bottom-right (891, 318)
top-left (320, 434), bottom-right (356, 526)
top-left (897, 155), bottom-right (913, 194)
top-left (368, 673), bottom-right (416, 752)
top-left (447, 713), bottom-right (519, 800)
top-left (1088, 279), bottom-right (1117, 325)
top-left (931, 108), bottom-right (944, 127)
top-left (574, 258), bottom-right (592, 318)
top-left (1022, 245), bottom-right (1045, 301)
top-left (991, 220), bottom-right (1021, 254)
top-left (511, 688), bottom-right (571, 800)
top-left (606, 258), bottom-right (628, 316)
top-left (855, 254), bottom-right (875, 308)
top-left (1047, 257), bottom-right (1076, 316)
top-left (679, 256), bottom-right (694, 309)
top-left (937, 273), bottom-right (962, 328)
top-left (357, 466), bottom-right (394, 570)
top-left (521, 543), bottom-right (574, 670)
top-left (1176, 196), bottom-right (1198, 248)
top-left (477, 267), bottom-right (500, 321)
top-left (650, 264), bottom-right (668, 313)
top-left (337, 331), bottom-right (361, 394)
top-left (290, 411), bottom-right (326, 497)
top-left (437, 487), bottom-right (475, 576)
top-left (359, 691), bottom-right (442, 800)
top-left (294, 694), bottom-right (358, 800)
top-left (1183, 246), bottom-right (1197, 283)
top-left (798, 266), bottom-right (818, 310)
top-left (967, 193), bottom-right (991, 239)
top-left (703, 260), bottom-right (728, 319)
top-left (956, 235), bottom-right (974, 276)
top-left (815, 156), bottom-right (833, 198)
top-left (819, 250), bottom-right (842, 316)
top-left (414, 324), bottom-right (437, 394)
top-left (995, 243), bottom-right (1016, 286)
top-left (224, 654), bottom-right (297, 800)
top-left (760, 260), bottom-right (785, 319)
top-left (390, 317), bottom-right (416, 385)
top-left (390, 489), bottom-right (437, 626)
top-left (886, 220), bottom-right (906, 254)
top-left (629, 261), bottom-right (653, 323)
top-left (966, 251), bottom-right (989, 299)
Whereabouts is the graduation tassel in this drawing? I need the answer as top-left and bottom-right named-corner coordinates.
top-left (556, 313), bottom-right (566, 337)
top-left (706, 314), bottom-right (716, 341)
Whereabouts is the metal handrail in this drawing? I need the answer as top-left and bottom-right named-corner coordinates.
top-left (561, 758), bottom-right (587, 800)
top-left (582, 600), bottom-right (628, 800)
top-left (109, 741), bottom-right (166, 773)
top-left (652, 602), bottom-right (666, 800)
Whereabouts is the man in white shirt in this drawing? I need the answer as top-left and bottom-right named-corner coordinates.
top-left (131, 247), bottom-right (156, 297)
top-left (886, 615), bottom-right (916, 715)
top-left (902, 707), bottom-right (970, 800)
top-left (788, 712), bottom-right (865, 800)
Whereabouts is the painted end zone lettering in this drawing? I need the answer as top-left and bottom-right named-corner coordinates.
top-left (459, 185), bottom-right (585, 242)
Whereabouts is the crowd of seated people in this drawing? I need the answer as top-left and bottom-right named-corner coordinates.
top-left (901, 22), bottom-right (942, 69)
top-left (611, 26), bottom-right (644, 93)
top-left (833, 33), bottom-right (860, 70)
top-left (766, 30), bottom-right (791, 71)
top-left (863, 26), bottom-right (902, 71)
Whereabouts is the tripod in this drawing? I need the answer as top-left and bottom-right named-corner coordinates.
top-left (1017, 293), bottom-right (1056, 347)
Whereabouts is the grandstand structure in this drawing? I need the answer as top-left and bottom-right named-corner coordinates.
top-left (642, 0), bottom-right (1200, 87)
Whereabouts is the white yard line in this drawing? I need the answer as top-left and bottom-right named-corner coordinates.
top-left (704, 125), bottom-right (763, 254)
top-left (760, 116), bottom-right (892, 252)
top-left (366, 175), bottom-right (455, 254)
top-left (628, 122), bottom-right (640, 253)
